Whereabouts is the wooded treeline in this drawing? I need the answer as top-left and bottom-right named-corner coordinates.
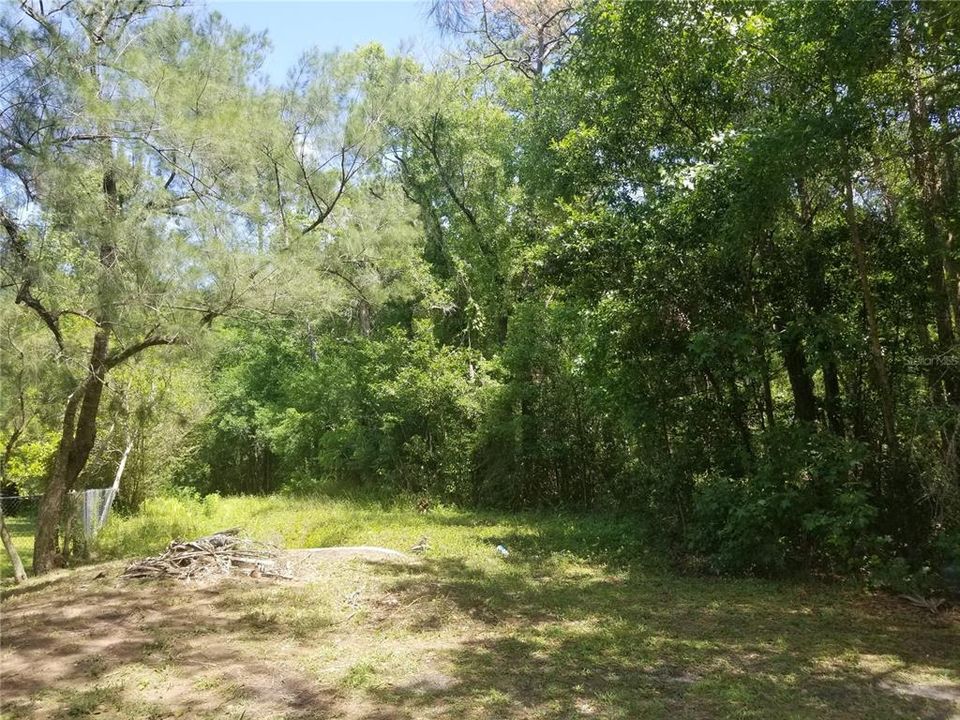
top-left (1, 0), bottom-right (958, 584)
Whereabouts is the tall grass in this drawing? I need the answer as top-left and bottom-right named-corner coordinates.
top-left (94, 492), bottom-right (659, 570)
top-left (3, 492), bottom-right (658, 581)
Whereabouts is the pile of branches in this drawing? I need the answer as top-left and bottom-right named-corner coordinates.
top-left (121, 529), bottom-right (292, 581)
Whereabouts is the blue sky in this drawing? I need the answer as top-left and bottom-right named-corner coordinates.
top-left (205, 1), bottom-right (446, 82)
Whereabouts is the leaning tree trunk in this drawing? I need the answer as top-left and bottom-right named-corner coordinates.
top-left (0, 506), bottom-right (27, 583)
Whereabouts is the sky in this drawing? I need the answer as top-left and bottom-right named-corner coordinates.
top-left (205, 1), bottom-right (447, 83)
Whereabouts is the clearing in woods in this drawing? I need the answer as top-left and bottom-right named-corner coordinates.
top-left (1, 495), bottom-right (959, 719)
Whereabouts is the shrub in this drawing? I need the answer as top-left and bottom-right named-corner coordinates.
top-left (690, 427), bottom-right (875, 575)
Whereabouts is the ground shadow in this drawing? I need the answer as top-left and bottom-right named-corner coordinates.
top-left (1, 573), bottom-right (339, 720)
top-left (365, 555), bottom-right (960, 719)
top-left (3, 540), bottom-right (958, 720)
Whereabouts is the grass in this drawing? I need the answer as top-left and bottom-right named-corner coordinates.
top-left (92, 492), bottom-right (660, 569)
top-left (2, 493), bottom-right (958, 719)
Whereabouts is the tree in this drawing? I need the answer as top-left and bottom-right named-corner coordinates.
top-left (1, 1), bottom-right (275, 573)
top-left (510, 0), bottom-right (959, 569)
top-left (4, 0), bottom-right (956, 583)
top-left (431, 0), bottom-right (579, 78)
top-left (261, 45), bottom-right (433, 337)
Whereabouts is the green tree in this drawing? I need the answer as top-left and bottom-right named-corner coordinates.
top-left (1, 1), bottom-right (276, 573)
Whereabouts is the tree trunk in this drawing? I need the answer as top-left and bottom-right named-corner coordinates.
top-left (775, 317), bottom-right (818, 423)
top-left (0, 507), bottom-right (27, 583)
top-left (796, 177), bottom-right (844, 434)
top-left (758, 346), bottom-right (776, 429)
top-left (33, 164), bottom-right (119, 575)
top-left (703, 365), bottom-right (754, 462)
top-left (822, 360), bottom-right (845, 436)
top-left (748, 283), bottom-right (776, 429)
top-left (33, 331), bottom-right (109, 575)
top-left (358, 299), bottom-right (371, 337)
top-left (937, 97), bottom-right (960, 333)
top-left (906, 50), bottom-right (960, 404)
top-left (1, 366), bottom-right (29, 582)
top-left (845, 170), bottom-right (898, 451)
top-left (99, 437), bottom-right (133, 528)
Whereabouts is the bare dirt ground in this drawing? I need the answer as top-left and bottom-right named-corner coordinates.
top-left (1, 553), bottom-right (448, 720)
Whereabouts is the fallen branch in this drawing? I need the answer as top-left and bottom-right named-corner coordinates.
top-left (121, 529), bottom-right (292, 581)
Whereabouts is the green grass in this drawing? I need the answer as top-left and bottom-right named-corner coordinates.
top-left (2, 493), bottom-right (958, 719)
top-left (92, 492), bottom-right (661, 568)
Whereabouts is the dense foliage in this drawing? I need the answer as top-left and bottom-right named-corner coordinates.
top-left (2, 0), bottom-right (959, 587)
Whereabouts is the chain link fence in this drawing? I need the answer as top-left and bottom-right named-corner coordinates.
top-left (0, 494), bottom-right (40, 517)
top-left (72, 487), bottom-right (118, 538)
top-left (1, 488), bottom-right (118, 538)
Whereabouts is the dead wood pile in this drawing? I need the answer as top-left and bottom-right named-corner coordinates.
top-left (121, 529), bottom-right (292, 580)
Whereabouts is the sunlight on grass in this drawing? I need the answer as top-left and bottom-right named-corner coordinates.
top-left (342, 660), bottom-right (379, 689)
top-left (93, 493), bottom-right (658, 572)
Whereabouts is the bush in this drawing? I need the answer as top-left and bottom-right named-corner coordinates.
top-left (690, 427), bottom-right (875, 575)
top-left (176, 320), bottom-right (492, 501)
